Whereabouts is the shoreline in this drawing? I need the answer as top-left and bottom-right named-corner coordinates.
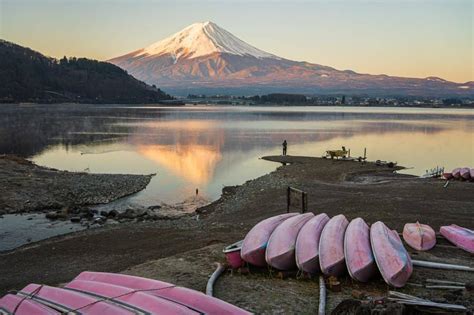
top-left (1, 155), bottom-right (473, 312)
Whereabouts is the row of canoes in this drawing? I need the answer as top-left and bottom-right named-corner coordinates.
top-left (0, 272), bottom-right (250, 315)
top-left (240, 213), bottom-right (474, 288)
top-left (443, 167), bottom-right (474, 181)
top-left (240, 213), bottom-right (413, 287)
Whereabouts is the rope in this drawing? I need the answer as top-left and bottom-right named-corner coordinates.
top-left (12, 285), bottom-right (43, 315)
top-left (69, 285), bottom-right (176, 312)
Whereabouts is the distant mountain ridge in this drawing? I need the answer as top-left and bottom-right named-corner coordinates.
top-left (109, 21), bottom-right (473, 97)
top-left (0, 40), bottom-right (172, 104)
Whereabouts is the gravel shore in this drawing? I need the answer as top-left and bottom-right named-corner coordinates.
top-left (1, 155), bottom-right (473, 313)
top-left (0, 155), bottom-right (153, 214)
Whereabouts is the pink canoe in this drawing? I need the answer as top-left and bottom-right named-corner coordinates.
top-left (0, 294), bottom-right (60, 315)
top-left (403, 222), bottom-right (436, 251)
top-left (452, 168), bottom-right (461, 179)
top-left (74, 271), bottom-right (251, 314)
top-left (344, 218), bottom-right (377, 282)
top-left (18, 284), bottom-right (132, 314)
top-left (440, 224), bottom-right (474, 253)
top-left (470, 168), bottom-right (474, 180)
top-left (371, 222), bottom-right (412, 287)
top-left (241, 213), bottom-right (298, 267)
top-left (319, 214), bottom-right (349, 276)
top-left (295, 213), bottom-right (330, 274)
top-left (460, 168), bottom-right (471, 180)
top-left (266, 213), bottom-right (314, 270)
top-left (65, 280), bottom-right (199, 314)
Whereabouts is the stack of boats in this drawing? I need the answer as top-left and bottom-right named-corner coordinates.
top-left (240, 213), bottom-right (474, 288)
top-left (443, 167), bottom-right (473, 181)
top-left (0, 272), bottom-right (251, 315)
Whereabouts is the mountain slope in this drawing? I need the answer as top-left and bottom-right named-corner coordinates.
top-left (109, 22), bottom-right (472, 96)
top-left (0, 40), bottom-right (172, 103)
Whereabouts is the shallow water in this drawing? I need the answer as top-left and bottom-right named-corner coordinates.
top-left (1, 104), bottom-right (473, 207)
top-left (0, 214), bottom-right (86, 252)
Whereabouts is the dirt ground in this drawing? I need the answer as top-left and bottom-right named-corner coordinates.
top-left (0, 155), bottom-right (473, 313)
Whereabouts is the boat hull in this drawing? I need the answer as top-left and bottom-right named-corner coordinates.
top-left (443, 172), bottom-right (453, 180)
top-left (266, 213), bottom-right (314, 270)
top-left (241, 213), bottom-right (298, 267)
top-left (344, 218), bottom-right (377, 282)
top-left (403, 222), bottom-right (436, 251)
top-left (370, 221), bottom-right (413, 287)
top-left (65, 280), bottom-right (198, 315)
top-left (295, 213), bottom-right (330, 274)
top-left (319, 214), bottom-right (349, 276)
top-left (18, 284), bottom-right (132, 314)
top-left (452, 168), bottom-right (461, 179)
top-left (0, 294), bottom-right (59, 315)
top-left (460, 168), bottom-right (471, 180)
top-left (73, 272), bottom-right (251, 314)
top-left (440, 224), bottom-right (474, 253)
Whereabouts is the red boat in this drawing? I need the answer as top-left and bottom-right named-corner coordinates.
top-left (443, 172), bottom-right (453, 180)
top-left (452, 168), bottom-right (461, 179)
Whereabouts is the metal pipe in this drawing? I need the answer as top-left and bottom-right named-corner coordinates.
top-left (318, 276), bottom-right (326, 315)
top-left (206, 263), bottom-right (225, 296)
top-left (412, 259), bottom-right (474, 272)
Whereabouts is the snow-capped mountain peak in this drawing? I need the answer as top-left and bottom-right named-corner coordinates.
top-left (134, 21), bottom-right (279, 61)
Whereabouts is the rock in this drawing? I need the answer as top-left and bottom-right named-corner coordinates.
top-left (93, 215), bottom-right (106, 224)
top-left (107, 210), bottom-right (119, 218)
top-left (70, 216), bottom-right (81, 223)
top-left (46, 211), bottom-right (58, 220)
top-left (100, 210), bottom-right (108, 217)
top-left (148, 205), bottom-right (162, 210)
top-left (119, 207), bottom-right (147, 219)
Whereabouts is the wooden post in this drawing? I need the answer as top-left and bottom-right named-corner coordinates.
top-left (287, 186), bottom-right (290, 213)
top-left (364, 148), bottom-right (367, 159)
top-left (302, 192), bottom-right (305, 213)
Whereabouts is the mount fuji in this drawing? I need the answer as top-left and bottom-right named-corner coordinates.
top-left (109, 21), bottom-right (472, 96)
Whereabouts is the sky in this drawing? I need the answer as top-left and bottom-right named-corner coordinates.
top-left (1, 0), bottom-right (472, 83)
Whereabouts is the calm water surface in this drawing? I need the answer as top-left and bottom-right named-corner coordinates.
top-left (1, 104), bottom-right (473, 207)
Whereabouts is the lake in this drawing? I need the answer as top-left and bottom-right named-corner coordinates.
top-left (1, 104), bottom-right (473, 208)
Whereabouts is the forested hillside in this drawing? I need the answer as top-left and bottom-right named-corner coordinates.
top-left (0, 40), bottom-right (173, 103)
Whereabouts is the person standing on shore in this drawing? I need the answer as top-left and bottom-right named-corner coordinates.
top-left (282, 140), bottom-right (287, 156)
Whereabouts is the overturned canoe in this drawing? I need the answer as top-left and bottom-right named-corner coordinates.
top-left (452, 168), bottom-right (461, 179)
top-left (0, 294), bottom-right (60, 315)
top-left (65, 279), bottom-right (199, 315)
top-left (241, 212), bottom-right (298, 267)
top-left (295, 213), bottom-right (330, 273)
top-left (73, 271), bottom-right (251, 314)
top-left (440, 224), bottom-right (474, 254)
top-left (403, 222), bottom-right (436, 251)
top-left (470, 168), bottom-right (474, 180)
top-left (371, 221), bottom-right (413, 287)
top-left (266, 213), bottom-right (314, 270)
top-left (460, 168), bottom-right (471, 180)
top-left (319, 214), bottom-right (349, 276)
top-left (18, 283), bottom-right (132, 314)
top-left (344, 218), bottom-right (377, 282)
top-left (443, 172), bottom-right (453, 180)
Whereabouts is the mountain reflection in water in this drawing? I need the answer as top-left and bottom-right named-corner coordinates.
top-left (1, 104), bottom-right (473, 205)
